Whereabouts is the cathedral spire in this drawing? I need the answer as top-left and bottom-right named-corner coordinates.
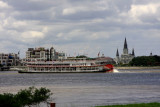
top-left (116, 48), bottom-right (119, 56)
top-left (123, 37), bottom-right (128, 54)
top-left (132, 48), bottom-right (135, 56)
top-left (150, 52), bottom-right (152, 56)
top-left (116, 48), bottom-right (120, 64)
top-left (124, 37), bottom-right (128, 49)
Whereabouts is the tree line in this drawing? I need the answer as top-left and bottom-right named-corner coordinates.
top-left (129, 55), bottom-right (160, 66)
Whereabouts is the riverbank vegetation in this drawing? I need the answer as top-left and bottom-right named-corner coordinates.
top-left (129, 55), bottom-right (160, 66)
top-left (96, 102), bottom-right (160, 107)
top-left (0, 86), bottom-right (52, 107)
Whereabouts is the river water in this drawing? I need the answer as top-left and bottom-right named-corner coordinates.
top-left (0, 69), bottom-right (160, 107)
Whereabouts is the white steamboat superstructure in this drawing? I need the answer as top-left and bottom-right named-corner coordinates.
top-left (19, 58), bottom-right (114, 73)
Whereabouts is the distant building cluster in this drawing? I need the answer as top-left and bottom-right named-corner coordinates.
top-left (25, 47), bottom-right (65, 62)
top-left (0, 53), bottom-right (20, 66)
top-left (116, 38), bottom-right (135, 64)
top-left (0, 47), bottom-right (66, 66)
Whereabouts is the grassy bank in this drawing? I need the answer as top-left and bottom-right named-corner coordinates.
top-left (96, 102), bottom-right (160, 107)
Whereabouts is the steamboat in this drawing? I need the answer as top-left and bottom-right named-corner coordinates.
top-left (18, 58), bottom-right (114, 73)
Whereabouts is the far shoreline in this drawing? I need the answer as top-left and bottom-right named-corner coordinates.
top-left (115, 66), bottom-right (160, 70)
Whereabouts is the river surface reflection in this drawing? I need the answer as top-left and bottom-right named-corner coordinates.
top-left (0, 70), bottom-right (160, 107)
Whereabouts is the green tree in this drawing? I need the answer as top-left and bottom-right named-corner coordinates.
top-left (0, 93), bottom-right (21, 107)
top-left (129, 55), bottom-right (160, 66)
top-left (0, 87), bottom-right (52, 107)
top-left (76, 55), bottom-right (88, 58)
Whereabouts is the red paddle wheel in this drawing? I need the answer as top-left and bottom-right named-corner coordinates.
top-left (103, 64), bottom-right (114, 72)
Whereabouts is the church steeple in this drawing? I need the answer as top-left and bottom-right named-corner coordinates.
top-left (150, 52), bottom-right (152, 56)
top-left (116, 48), bottom-right (119, 56)
top-left (124, 37), bottom-right (128, 49)
top-left (132, 48), bottom-right (135, 56)
top-left (123, 37), bottom-right (128, 54)
top-left (116, 48), bottom-right (120, 64)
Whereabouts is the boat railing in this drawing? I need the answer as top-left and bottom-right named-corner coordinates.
top-left (27, 64), bottom-right (102, 67)
top-left (26, 60), bottom-right (96, 65)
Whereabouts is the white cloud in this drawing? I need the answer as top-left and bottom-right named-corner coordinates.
top-left (62, 6), bottom-right (91, 15)
top-left (56, 33), bottom-right (64, 38)
top-left (42, 26), bottom-right (49, 33)
top-left (143, 29), bottom-right (160, 38)
top-left (12, 21), bottom-right (27, 28)
top-left (90, 18), bottom-right (104, 23)
top-left (88, 32), bottom-right (110, 40)
top-left (0, 17), bottom-right (29, 32)
top-left (128, 3), bottom-right (160, 22)
top-left (21, 31), bottom-right (45, 43)
top-left (62, 8), bottom-right (76, 15)
top-left (62, 2), bottom-right (109, 16)
top-left (0, 26), bottom-right (2, 31)
top-left (56, 32), bottom-right (70, 41)
top-left (0, 1), bottom-right (11, 9)
top-left (55, 29), bottom-right (85, 41)
top-left (68, 29), bottom-right (83, 36)
top-left (0, 13), bottom-right (5, 19)
top-left (130, 4), bottom-right (159, 17)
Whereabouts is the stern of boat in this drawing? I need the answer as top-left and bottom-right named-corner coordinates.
top-left (103, 64), bottom-right (114, 72)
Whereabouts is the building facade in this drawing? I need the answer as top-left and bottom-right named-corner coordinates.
top-left (25, 47), bottom-right (65, 61)
top-left (0, 53), bottom-right (20, 66)
top-left (116, 38), bottom-right (135, 64)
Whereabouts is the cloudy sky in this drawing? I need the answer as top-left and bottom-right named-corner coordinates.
top-left (0, 0), bottom-right (160, 58)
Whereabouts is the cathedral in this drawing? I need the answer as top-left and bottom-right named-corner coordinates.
top-left (116, 38), bottom-right (135, 64)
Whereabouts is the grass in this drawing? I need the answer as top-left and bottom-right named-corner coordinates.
top-left (95, 102), bottom-right (160, 107)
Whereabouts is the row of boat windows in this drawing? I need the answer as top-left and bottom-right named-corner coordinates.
top-left (28, 64), bottom-right (70, 66)
top-left (28, 63), bottom-right (92, 66)
top-left (29, 67), bottom-right (100, 71)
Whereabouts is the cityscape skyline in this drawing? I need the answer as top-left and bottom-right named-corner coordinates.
top-left (0, 0), bottom-right (160, 58)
